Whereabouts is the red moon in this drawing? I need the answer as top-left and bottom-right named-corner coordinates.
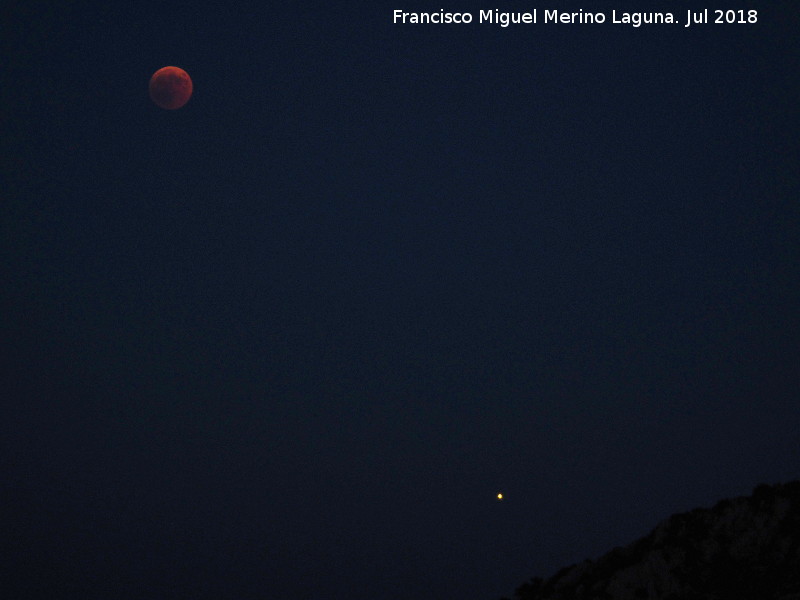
top-left (149, 66), bottom-right (193, 110)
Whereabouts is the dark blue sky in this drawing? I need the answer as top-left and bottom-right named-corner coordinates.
top-left (3, 2), bottom-right (799, 599)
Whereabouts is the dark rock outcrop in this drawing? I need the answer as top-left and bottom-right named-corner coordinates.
top-left (502, 481), bottom-right (800, 600)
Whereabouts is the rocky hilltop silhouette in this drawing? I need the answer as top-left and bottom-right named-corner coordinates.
top-left (502, 480), bottom-right (800, 600)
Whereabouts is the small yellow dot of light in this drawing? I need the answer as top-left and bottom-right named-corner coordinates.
top-left (497, 493), bottom-right (503, 500)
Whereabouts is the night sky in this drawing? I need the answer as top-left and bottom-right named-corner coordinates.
top-left (3, 2), bottom-right (799, 599)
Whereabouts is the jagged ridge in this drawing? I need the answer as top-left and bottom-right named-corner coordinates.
top-left (502, 480), bottom-right (800, 600)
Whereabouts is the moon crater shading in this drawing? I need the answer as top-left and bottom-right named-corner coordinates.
top-left (149, 66), bottom-right (193, 110)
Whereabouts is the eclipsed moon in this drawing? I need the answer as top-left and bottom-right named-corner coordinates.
top-left (149, 66), bottom-right (193, 110)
